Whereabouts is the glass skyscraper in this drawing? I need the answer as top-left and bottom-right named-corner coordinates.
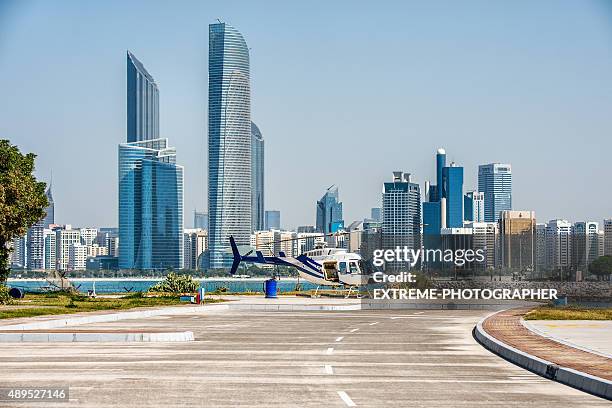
top-left (316, 185), bottom-right (344, 233)
top-left (127, 51), bottom-right (159, 143)
top-left (251, 122), bottom-right (264, 232)
top-left (118, 139), bottom-right (184, 269)
top-left (442, 163), bottom-right (463, 228)
top-left (208, 22), bottom-right (252, 268)
top-left (478, 163), bottom-right (512, 222)
top-left (42, 185), bottom-right (54, 227)
top-left (265, 210), bottom-right (281, 231)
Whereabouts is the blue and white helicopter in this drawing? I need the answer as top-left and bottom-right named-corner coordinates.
top-left (229, 233), bottom-right (369, 290)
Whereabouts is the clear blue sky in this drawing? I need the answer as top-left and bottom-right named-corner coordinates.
top-left (1, 0), bottom-right (611, 229)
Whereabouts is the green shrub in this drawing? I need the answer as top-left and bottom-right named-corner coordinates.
top-left (148, 272), bottom-right (199, 294)
top-left (0, 285), bottom-right (12, 305)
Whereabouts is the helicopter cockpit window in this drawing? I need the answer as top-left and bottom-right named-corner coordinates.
top-left (338, 262), bottom-right (347, 273)
top-left (349, 261), bottom-right (359, 274)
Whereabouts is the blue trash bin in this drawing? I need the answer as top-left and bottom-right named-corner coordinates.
top-left (264, 279), bottom-right (277, 298)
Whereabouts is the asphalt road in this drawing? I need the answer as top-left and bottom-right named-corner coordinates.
top-left (0, 309), bottom-right (608, 407)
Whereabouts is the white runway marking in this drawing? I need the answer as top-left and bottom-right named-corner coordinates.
top-left (324, 364), bottom-right (334, 374)
top-left (326, 347), bottom-right (334, 355)
top-left (337, 391), bottom-right (356, 407)
top-left (350, 328), bottom-right (359, 333)
top-left (369, 322), bottom-right (379, 326)
top-left (414, 312), bottom-right (424, 315)
top-left (336, 336), bottom-right (344, 342)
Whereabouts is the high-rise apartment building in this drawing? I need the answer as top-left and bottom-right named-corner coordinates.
top-left (56, 227), bottom-right (80, 271)
top-left (545, 219), bottom-right (573, 272)
top-left (26, 220), bottom-right (44, 270)
top-left (382, 172), bottom-right (421, 270)
top-left (183, 229), bottom-right (208, 270)
top-left (535, 223), bottom-right (547, 274)
top-left (79, 228), bottom-right (98, 246)
top-left (573, 221), bottom-right (604, 273)
top-left (478, 163), bottom-right (512, 222)
top-left (42, 185), bottom-right (54, 227)
top-left (605, 219), bottom-right (612, 256)
top-left (316, 185), bottom-right (343, 234)
top-left (251, 122), bottom-right (264, 232)
top-left (126, 51), bottom-right (159, 143)
top-left (43, 228), bottom-right (56, 270)
top-left (118, 138), bottom-right (184, 270)
top-left (208, 22), bottom-right (252, 269)
top-left (68, 243), bottom-right (88, 271)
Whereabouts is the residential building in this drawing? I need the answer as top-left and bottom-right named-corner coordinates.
top-left (316, 185), bottom-right (343, 233)
top-left (79, 228), bottom-right (98, 246)
top-left (68, 243), bottom-right (88, 271)
top-left (573, 221), bottom-right (604, 273)
top-left (605, 219), bottom-right (612, 256)
top-left (382, 172), bottom-right (421, 270)
top-left (43, 228), bottom-right (56, 270)
top-left (183, 229), bottom-right (208, 270)
top-left (56, 227), bottom-right (80, 271)
top-left (9, 235), bottom-right (27, 269)
top-left (297, 225), bottom-right (315, 234)
top-left (545, 219), bottom-right (573, 272)
top-left (464, 221), bottom-right (499, 270)
top-left (478, 163), bottom-right (512, 222)
top-left (26, 220), bottom-right (45, 270)
top-left (208, 21), bottom-right (252, 269)
top-left (251, 122), bottom-right (264, 232)
top-left (126, 51), bottom-right (159, 143)
top-left (535, 223), bottom-right (547, 275)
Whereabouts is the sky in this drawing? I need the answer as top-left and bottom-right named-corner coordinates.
top-left (1, 0), bottom-right (611, 230)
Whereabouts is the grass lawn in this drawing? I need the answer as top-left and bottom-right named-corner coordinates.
top-left (0, 292), bottom-right (223, 320)
top-left (524, 305), bottom-right (612, 321)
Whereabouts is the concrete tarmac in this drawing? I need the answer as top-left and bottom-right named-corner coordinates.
top-left (0, 308), bottom-right (609, 407)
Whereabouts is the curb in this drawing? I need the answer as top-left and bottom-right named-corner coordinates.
top-left (0, 331), bottom-right (194, 343)
top-left (474, 311), bottom-right (612, 400)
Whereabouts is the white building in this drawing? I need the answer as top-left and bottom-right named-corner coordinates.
top-left (545, 219), bottom-right (573, 271)
top-left (79, 228), bottom-right (98, 246)
top-left (295, 232), bottom-right (324, 256)
top-left (68, 243), bottom-right (88, 271)
top-left (464, 221), bottom-right (499, 269)
top-left (56, 227), bottom-right (80, 271)
top-left (87, 244), bottom-right (109, 258)
top-left (464, 191), bottom-right (485, 222)
top-left (43, 229), bottom-right (57, 270)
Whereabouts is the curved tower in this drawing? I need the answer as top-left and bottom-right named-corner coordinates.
top-left (208, 22), bottom-right (251, 268)
top-left (126, 51), bottom-right (159, 143)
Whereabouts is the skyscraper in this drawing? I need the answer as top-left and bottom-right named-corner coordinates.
top-left (251, 122), bottom-right (264, 232)
top-left (264, 210), bottom-right (281, 231)
top-left (573, 221), bottom-right (604, 273)
top-left (316, 185), bottom-right (344, 233)
top-left (42, 184), bottom-right (54, 227)
top-left (464, 191), bottom-right (484, 222)
top-left (26, 220), bottom-right (44, 270)
top-left (370, 208), bottom-right (382, 222)
top-left (545, 219), bottom-right (573, 272)
top-left (478, 163), bottom-right (512, 222)
top-left (499, 210), bottom-right (535, 272)
top-left (605, 219), bottom-right (612, 256)
top-left (208, 22), bottom-right (252, 269)
top-left (194, 211), bottom-right (208, 230)
top-left (126, 51), bottom-right (159, 143)
top-left (441, 163), bottom-right (463, 228)
top-left (118, 139), bottom-right (184, 269)
top-left (382, 172), bottom-right (421, 270)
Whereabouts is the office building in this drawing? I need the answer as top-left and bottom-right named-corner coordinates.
top-left (208, 22), bottom-right (252, 268)
top-left (9, 235), bottom-right (27, 269)
top-left (118, 138), bottom-right (184, 270)
top-left (251, 122), bottom-right (264, 232)
top-left (478, 163), bottom-right (512, 222)
top-left (535, 223), bottom-right (547, 274)
top-left (464, 221), bottom-right (499, 270)
top-left (370, 208), bottom-right (382, 222)
top-left (464, 191), bottom-right (484, 222)
top-left (316, 185), bottom-right (343, 233)
top-left (194, 211), bottom-right (208, 230)
top-left (382, 172), bottom-right (421, 270)
top-left (499, 210), bottom-right (535, 272)
top-left (297, 225), bottom-right (315, 234)
top-left (442, 163), bottom-right (463, 228)
top-left (265, 210), bottom-right (281, 231)
top-left (126, 51), bottom-right (159, 143)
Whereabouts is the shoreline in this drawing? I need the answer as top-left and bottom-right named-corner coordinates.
top-left (7, 277), bottom-right (299, 282)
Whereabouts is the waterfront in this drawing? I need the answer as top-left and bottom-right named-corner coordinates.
top-left (6, 278), bottom-right (317, 294)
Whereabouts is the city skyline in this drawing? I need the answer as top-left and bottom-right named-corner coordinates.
top-left (1, 1), bottom-right (612, 230)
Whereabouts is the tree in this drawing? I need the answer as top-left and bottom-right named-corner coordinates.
top-left (588, 256), bottom-right (612, 281)
top-left (0, 140), bottom-right (48, 283)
